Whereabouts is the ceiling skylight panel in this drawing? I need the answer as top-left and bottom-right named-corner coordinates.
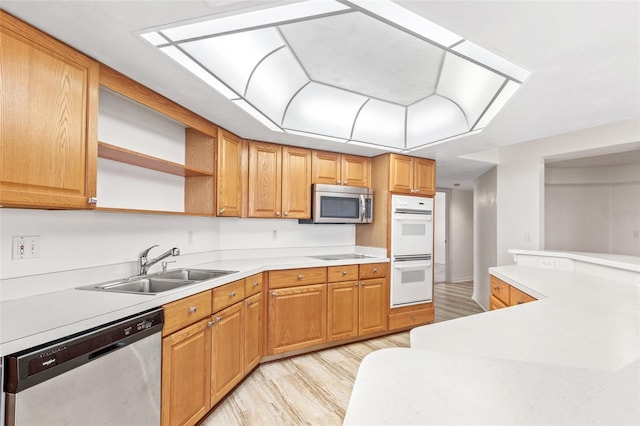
top-left (282, 82), bottom-right (367, 139)
top-left (436, 53), bottom-right (506, 127)
top-left (244, 48), bottom-right (309, 125)
top-left (180, 28), bottom-right (284, 96)
top-left (473, 80), bottom-right (522, 130)
top-left (161, 1), bottom-right (350, 41)
top-left (351, 100), bottom-right (406, 149)
top-left (406, 96), bottom-right (468, 148)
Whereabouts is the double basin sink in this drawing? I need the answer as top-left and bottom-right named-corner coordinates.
top-left (78, 268), bottom-right (238, 295)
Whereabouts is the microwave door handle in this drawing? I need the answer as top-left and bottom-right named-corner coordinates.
top-left (360, 194), bottom-right (365, 222)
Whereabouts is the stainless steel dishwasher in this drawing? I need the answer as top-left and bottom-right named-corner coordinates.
top-left (4, 308), bottom-right (163, 426)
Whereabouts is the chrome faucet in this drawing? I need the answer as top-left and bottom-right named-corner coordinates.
top-left (139, 245), bottom-right (180, 275)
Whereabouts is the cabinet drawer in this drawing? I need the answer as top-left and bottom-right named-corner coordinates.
top-left (490, 275), bottom-right (510, 305)
top-left (509, 286), bottom-right (536, 306)
top-left (163, 291), bottom-right (212, 336)
top-left (359, 263), bottom-right (387, 280)
top-left (388, 307), bottom-right (432, 330)
top-left (213, 279), bottom-right (246, 311)
top-left (327, 265), bottom-right (359, 283)
top-left (489, 294), bottom-right (508, 310)
top-left (269, 267), bottom-right (326, 289)
top-left (244, 272), bottom-right (263, 297)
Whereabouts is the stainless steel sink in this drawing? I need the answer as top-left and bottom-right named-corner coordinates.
top-left (153, 269), bottom-right (236, 281)
top-left (77, 268), bottom-right (238, 295)
top-left (96, 278), bottom-right (196, 294)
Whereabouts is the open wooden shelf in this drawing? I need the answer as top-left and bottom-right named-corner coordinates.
top-left (98, 142), bottom-right (213, 177)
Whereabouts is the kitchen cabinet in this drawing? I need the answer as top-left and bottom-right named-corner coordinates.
top-left (389, 154), bottom-right (435, 195)
top-left (268, 267), bottom-right (327, 354)
top-left (489, 275), bottom-right (536, 310)
top-left (327, 264), bottom-right (388, 341)
top-left (244, 292), bottom-right (263, 372)
top-left (210, 301), bottom-right (244, 406)
top-left (311, 150), bottom-right (371, 187)
top-left (216, 129), bottom-right (246, 217)
top-left (161, 318), bottom-right (211, 426)
top-left (248, 141), bottom-right (311, 218)
top-left (97, 66), bottom-right (217, 215)
top-left (0, 11), bottom-right (99, 209)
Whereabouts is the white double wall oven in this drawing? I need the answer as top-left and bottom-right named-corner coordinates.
top-left (390, 194), bottom-right (434, 308)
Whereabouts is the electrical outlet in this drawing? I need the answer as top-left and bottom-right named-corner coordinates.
top-left (12, 235), bottom-right (40, 260)
top-left (272, 230), bottom-right (278, 241)
top-left (187, 231), bottom-right (194, 246)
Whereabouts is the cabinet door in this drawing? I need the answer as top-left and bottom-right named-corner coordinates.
top-left (216, 129), bottom-right (244, 216)
top-left (311, 150), bottom-right (341, 185)
top-left (162, 318), bottom-right (211, 426)
top-left (388, 154), bottom-right (413, 194)
top-left (413, 158), bottom-right (436, 196)
top-left (342, 155), bottom-right (370, 187)
top-left (268, 284), bottom-right (327, 354)
top-left (0, 12), bottom-right (98, 209)
top-left (211, 302), bottom-right (244, 406)
top-left (244, 292), bottom-right (263, 373)
top-left (281, 146), bottom-right (311, 219)
top-left (359, 278), bottom-right (388, 336)
top-left (248, 141), bottom-right (281, 217)
top-left (327, 281), bottom-right (359, 342)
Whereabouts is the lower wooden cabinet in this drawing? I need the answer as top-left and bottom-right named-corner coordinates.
top-left (244, 292), bottom-right (263, 372)
top-left (210, 302), bottom-right (244, 406)
top-left (268, 283), bottom-right (327, 354)
top-left (489, 275), bottom-right (537, 310)
top-left (161, 318), bottom-right (211, 426)
top-left (358, 278), bottom-right (387, 335)
top-left (388, 305), bottom-right (434, 330)
top-left (327, 281), bottom-right (359, 341)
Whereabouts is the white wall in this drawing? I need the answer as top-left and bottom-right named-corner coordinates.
top-left (434, 191), bottom-right (447, 264)
top-left (449, 189), bottom-right (473, 283)
top-left (545, 163), bottom-right (640, 256)
top-left (496, 118), bottom-right (640, 266)
top-left (473, 167), bottom-right (497, 311)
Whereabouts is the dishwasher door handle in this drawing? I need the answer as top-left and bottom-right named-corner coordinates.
top-left (88, 341), bottom-right (126, 360)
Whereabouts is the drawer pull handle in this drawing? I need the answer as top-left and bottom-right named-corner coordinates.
top-left (372, 268), bottom-right (378, 273)
top-left (229, 291), bottom-right (236, 297)
top-left (189, 306), bottom-right (197, 314)
top-left (342, 271), bottom-right (348, 276)
top-left (297, 274), bottom-right (303, 280)
top-left (253, 281), bottom-right (260, 287)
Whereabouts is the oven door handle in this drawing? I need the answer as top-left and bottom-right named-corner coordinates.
top-left (393, 261), bottom-right (432, 269)
top-left (393, 213), bottom-right (432, 221)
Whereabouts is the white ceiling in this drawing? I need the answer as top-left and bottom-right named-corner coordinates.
top-left (2, 0), bottom-right (639, 189)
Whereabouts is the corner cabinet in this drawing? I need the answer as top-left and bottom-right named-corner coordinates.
top-left (248, 141), bottom-right (311, 219)
top-left (0, 11), bottom-right (99, 209)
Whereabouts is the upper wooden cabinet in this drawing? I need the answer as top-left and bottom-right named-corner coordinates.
top-left (311, 150), bottom-right (370, 188)
top-left (216, 129), bottom-right (246, 217)
top-left (248, 141), bottom-right (311, 219)
top-left (389, 154), bottom-right (435, 196)
top-left (0, 11), bottom-right (99, 209)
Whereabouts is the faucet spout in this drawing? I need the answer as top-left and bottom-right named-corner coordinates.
top-left (139, 246), bottom-right (180, 275)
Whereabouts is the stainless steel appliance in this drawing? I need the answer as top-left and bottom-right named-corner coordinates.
top-left (390, 194), bottom-right (434, 307)
top-left (301, 184), bottom-right (373, 224)
top-left (4, 308), bottom-right (163, 426)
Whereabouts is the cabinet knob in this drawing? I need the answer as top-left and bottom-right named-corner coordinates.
top-left (360, 282), bottom-right (365, 286)
top-left (344, 180), bottom-right (348, 185)
top-left (414, 189), bottom-right (420, 193)
top-left (219, 208), bottom-right (225, 214)
top-left (188, 306), bottom-right (197, 314)
top-left (284, 212), bottom-right (289, 216)
top-left (247, 300), bottom-right (253, 306)
top-left (337, 180), bottom-right (341, 184)
top-left (87, 197), bottom-right (98, 204)
top-left (342, 271), bottom-right (348, 276)
top-left (207, 320), bottom-right (215, 327)
top-left (253, 281), bottom-right (260, 287)
top-left (297, 274), bottom-right (303, 280)
top-left (494, 286), bottom-right (500, 290)
top-left (271, 291), bottom-right (276, 297)
top-left (372, 268), bottom-right (378, 273)
top-left (354, 282), bottom-right (359, 286)
top-left (411, 315), bottom-right (417, 321)
top-left (275, 211), bottom-right (281, 217)
top-left (216, 316), bottom-right (222, 323)
top-left (229, 291), bottom-right (236, 298)
top-left (517, 300), bottom-right (524, 305)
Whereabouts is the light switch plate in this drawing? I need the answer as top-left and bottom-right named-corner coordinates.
top-left (12, 235), bottom-right (40, 260)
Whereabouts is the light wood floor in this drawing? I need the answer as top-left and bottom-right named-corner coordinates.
top-left (202, 281), bottom-right (484, 425)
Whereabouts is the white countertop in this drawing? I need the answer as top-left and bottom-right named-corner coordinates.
top-left (345, 254), bottom-right (640, 425)
top-left (0, 255), bottom-right (387, 356)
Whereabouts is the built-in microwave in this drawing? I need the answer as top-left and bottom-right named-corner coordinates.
top-left (300, 184), bottom-right (373, 224)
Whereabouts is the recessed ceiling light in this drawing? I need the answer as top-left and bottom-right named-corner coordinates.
top-left (141, 0), bottom-right (530, 148)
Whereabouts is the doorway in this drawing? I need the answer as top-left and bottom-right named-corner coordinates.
top-left (434, 189), bottom-right (450, 283)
